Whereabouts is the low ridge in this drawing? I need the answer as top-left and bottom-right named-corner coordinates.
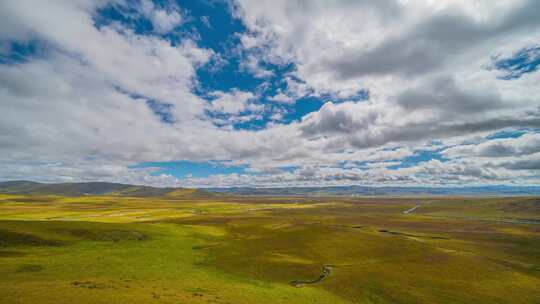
top-left (0, 181), bottom-right (214, 198)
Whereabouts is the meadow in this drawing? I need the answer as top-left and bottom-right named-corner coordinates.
top-left (0, 194), bottom-right (539, 303)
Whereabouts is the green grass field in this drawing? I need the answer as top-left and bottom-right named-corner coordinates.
top-left (1, 194), bottom-right (539, 303)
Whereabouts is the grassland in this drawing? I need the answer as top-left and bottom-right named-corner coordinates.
top-left (0, 194), bottom-right (539, 303)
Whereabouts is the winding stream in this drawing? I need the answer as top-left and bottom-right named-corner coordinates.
top-left (289, 265), bottom-right (332, 287)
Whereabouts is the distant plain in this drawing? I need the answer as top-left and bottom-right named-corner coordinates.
top-left (1, 192), bottom-right (539, 303)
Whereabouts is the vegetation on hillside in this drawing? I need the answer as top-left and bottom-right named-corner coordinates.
top-left (0, 194), bottom-right (539, 303)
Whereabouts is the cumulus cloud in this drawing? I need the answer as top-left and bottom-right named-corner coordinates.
top-left (139, 0), bottom-right (182, 33)
top-left (0, 0), bottom-right (540, 187)
top-left (269, 91), bottom-right (293, 104)
top-left (207, 89), bottom-right (258, 114)
top-left (444, 133), bottom-right (540, 158)
top-left (234, 0), bottom-right (540, 96)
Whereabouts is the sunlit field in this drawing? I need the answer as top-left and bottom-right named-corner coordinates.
top-left (1, 194), bottom-right (539, 303)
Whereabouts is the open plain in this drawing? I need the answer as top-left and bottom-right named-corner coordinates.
top-left (1, 193), bottom-right (539, 303)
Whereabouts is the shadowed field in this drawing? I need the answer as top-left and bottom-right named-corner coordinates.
top-left (0, 194), bottom-right (539, 303)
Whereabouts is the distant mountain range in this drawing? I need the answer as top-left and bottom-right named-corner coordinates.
top-left (206, 185), bottom-right (540, 196)
top-left (0, 181), bottom-right (214, 198)
top-left (1, 181), bottom-right (540, 197)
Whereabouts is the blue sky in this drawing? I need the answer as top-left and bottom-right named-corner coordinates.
top-left (95, 0), bottom-right (359, 179)
top-left (94, 0), bottom-right (339, 133)
top-left (131, 160), bottom-right (247, 178)
top-left (1, 0), bottom-right (540, 187)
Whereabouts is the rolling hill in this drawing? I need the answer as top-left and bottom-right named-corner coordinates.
top-left (3, 181), bottom-right (540, 197)
top-left (0, 181), bottom-right (214, 198)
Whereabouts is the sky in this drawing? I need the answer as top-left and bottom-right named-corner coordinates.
top-left (1, 0), bottom-right (540, 188)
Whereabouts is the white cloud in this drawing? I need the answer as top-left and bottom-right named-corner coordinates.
top-left (443, 133), bottom-right (540, 158)
top-left (200, 16), bottom-right (211, 28)
top-left (269, 91), bottom-right (293, 104)
top-left (207, 89), bottom-right (258, 114)
top-left (140, 0), bottom-right (182, 34)
top-left (234, 0), bottom-right (540, 99)
top-left (0, 0), bottom-right (540, 187)
top-left (239, 54), bottom-right (274, 78)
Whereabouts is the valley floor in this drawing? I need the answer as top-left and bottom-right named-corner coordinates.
top-left (0, 194), bottom-right (539, 303)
